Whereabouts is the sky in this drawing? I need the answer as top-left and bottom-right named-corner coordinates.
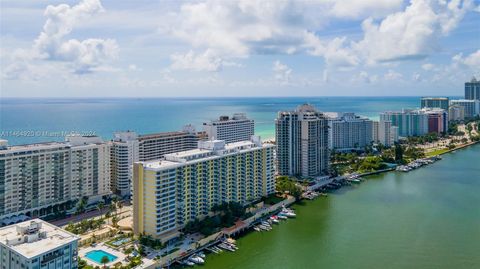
top-left (0, 0), bottom-right (479, 97)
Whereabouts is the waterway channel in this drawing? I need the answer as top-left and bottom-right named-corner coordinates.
top-left (203, 144), bottom-right (480, 269)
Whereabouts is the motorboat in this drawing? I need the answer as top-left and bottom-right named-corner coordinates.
top-left (218, 243), bottom-right (235, 252)
top-left (189, 255), bottom-right (204, 264)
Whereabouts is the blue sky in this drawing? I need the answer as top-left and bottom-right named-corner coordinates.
top-left (1, 0), bottom-right (479, 97)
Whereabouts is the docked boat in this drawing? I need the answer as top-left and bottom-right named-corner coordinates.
top-left (223, 241), bottom-right (238, 250)
top-left (212, 246), bottom-right (223, 253)
top-left (206, 247), bottom-right (220, 254)
top-left (281, 207), bottom-right (296, 217)
top-left (277, 214), bottom-right (288, 220)
top-left (188, 255), bottom-right (205, 264)
top-left (269, 216), bottom-right (280, 223)
top-left (179, 260), bottom-right (195, 267)
top-left (218, 243), bottom-right (235, 252)
top-left (197, 252), bottom-right (206, 259)
top-left (283, 211), bottom-right (296, 217)
top-left (259, 224), bottom-right (271, 231)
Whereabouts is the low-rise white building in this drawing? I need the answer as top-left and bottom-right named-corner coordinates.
top-left (203, 113), bottom-right (254, 143)
top-left (0, 219), bottom-right (79, 269)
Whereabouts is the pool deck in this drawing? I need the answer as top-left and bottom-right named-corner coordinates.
top-left (79, 244), bottom-right (127, 267)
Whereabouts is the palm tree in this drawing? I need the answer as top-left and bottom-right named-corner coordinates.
top-left (116, 201), bottom-right (123, 212)
top-left (97, 201), bottom-right (105, 212)
top-left (100, 255), bottom-right (110, 268)
top-left (109, 203), bottom-right (117, 217)
top-left (111, 215), bottom-right (119, 228)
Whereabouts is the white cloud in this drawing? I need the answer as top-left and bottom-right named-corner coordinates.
top-left (452, 50), bottom-right (480, 73)
top-left (353, 71), bottom-right (378, 84)
top-left (412, 72), bottom-right (422, 82)
top-left (273, 60), bottom-right (292, 85)
top-left (328, 0), bottom-right (403, 19)
top-left (384, 69), bottom-right (403, 80)
top-left (128, 64), bottom-right (139, 71)
top-left (170, 50), bottom-right (223, 72)
top-left (422, 63), bottom-right (435, 71)
top-left (4, 0), bottom-right (119, 79)
top-left (164, 0), bottom-right (362, 70)
top-left (163, 0), bottom-right (322, 57)
top-left (354, 0), bottom-right (475, 64)
top-left (322, 69), bottom-right (329, 82)
top-left (164, 0), bottom-right (476, 72)
top-left (306, 34), bottom-right (359, 68)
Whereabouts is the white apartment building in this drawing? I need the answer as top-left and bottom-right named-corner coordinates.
top-left (66, 136), bottom-right (111, 202)
top-left (448, 105), bottom-right (465, 121)
top-left (326, 112), bottom-right (373, 151)
top-left (203, 113), bottom-right (254, 144)
top-left (110, 131), bottom-right (139, 197)
top-left (380, 109), bottom-right (429, 137)
top-left (0, 219), bottom-right (79, 269)
top-left (378, 121), bottom-right (399, 147)
top-left (133, 136), bottom-right (274, 241)
top-left (372, 121), bottom-right (379, 143)
top-left (450, 99), bottom-right (480, 119)
top-left (138, 125), bottom-right (203, 162)
top-left (0, 136), bottom-right (111, 224)
top-left (109, 126), bottom-right (204, 197)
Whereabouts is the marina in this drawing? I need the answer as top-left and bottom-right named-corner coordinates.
top-left (396, 156), bottom-right (441, 172)
top-left (200, 144), bottom-right (480, 269)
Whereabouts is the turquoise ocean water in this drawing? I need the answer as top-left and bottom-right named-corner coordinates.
top-left (0, 97), bottom-right (457, 145)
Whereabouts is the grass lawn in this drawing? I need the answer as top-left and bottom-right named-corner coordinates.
top-left (426, 148), bottom-right (451, 157)
top-left (262, 194), bottom-right (285, 205)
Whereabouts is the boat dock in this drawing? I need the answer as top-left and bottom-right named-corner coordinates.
top-left (143, 197), bottom-right (296, 268)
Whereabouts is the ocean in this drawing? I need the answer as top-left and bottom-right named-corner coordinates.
top-left (0, 97), bottom-right (453, 145)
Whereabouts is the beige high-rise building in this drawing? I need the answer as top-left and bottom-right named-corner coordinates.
top-left (132, 136), bottom-right (274, 241)
top-left (275, 104), bottom-right (329, 178)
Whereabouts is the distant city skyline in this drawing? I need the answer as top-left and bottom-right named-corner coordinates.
top-left (1, 0), bottom-right (479, 97)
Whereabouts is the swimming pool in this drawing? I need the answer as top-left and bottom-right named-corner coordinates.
top-left (85, 250), bottom-right (118, 264)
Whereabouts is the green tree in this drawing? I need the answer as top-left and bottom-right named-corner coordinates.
top-left (100, 255), bottom-right (110, 268)
top-left (97, 201), bottom-right (105, 212)
top-left (111, 215), bottom-right (119, 228)
top-left (394, 143), bottom-right (404, 164)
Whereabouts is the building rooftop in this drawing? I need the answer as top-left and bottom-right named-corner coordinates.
top-left (141, 138), bottom-right (271, 170)
top-left (0, 141), bottom-right (69, 154)
top-left (204, 113), bottom-right (252, 124)
top-left (450, 99), bottom-right (480, 102)
top-left (0, 219), bottom-right (79, 259)
top-left (138, 131), bottom-right (193, 140)
top-left (421, 97), bottom-right (449, 99)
